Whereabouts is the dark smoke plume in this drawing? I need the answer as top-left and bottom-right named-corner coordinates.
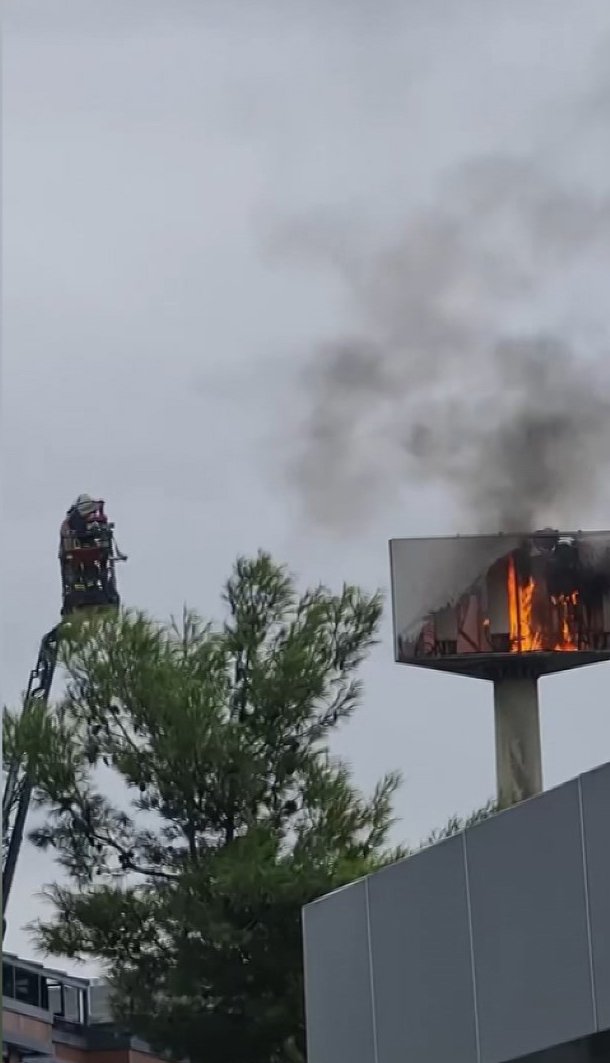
top-left (289, 157), bottom-right (610, 532)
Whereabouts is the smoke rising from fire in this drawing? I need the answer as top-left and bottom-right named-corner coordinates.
top-left (289, 157), bottom-right (610, 532)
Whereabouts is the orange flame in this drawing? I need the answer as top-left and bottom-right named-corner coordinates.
top-left (551, 591), bottom-right (579, 651)
top-left (507, 556), bottom-right (578, 653)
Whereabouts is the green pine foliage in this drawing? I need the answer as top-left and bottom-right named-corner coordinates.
top-left (5, 553), bottom-right (405, 1063)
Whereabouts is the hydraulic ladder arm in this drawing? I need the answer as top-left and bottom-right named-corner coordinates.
top-left (2, 495), bottom-right (126, 941)
top-left (2, 626), bottom-right (60, 938)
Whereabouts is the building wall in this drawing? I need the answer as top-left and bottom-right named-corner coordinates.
top-left (2, 993), bottom-right (170, 1063)
top-left (54, 1045), bottom-right (90, 1063)
top-left (55, 1049), bottom-right (127, 1063)
top-left (2, 1007), bottom-right (52, 1049)
top-left (302, 761), bottom-right (610, 1063)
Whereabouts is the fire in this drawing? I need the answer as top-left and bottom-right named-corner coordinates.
top-left (507, 556), bottom-right (578, 653)
top-left (551, 591), bottom-right (579, 651)
top-left (507, 557), bottom-right (541, 651)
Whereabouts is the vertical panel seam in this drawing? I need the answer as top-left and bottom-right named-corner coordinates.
top-left (577, 776), bottom-right (599, 1030)
top-left (364, 876), bottom-right (380, 1063)
top-left (462, 831), bottom-right (482, 1063)
top-left (300, 908), bottom-right (313, 1061)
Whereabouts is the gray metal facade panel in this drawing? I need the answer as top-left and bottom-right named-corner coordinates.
top-left (579, 761), bottom-right (610, 1031)
top-left (466, 780), bottom-right (595, 1063)
top-left (302, 879), bottom-right (376, 1063)
top-left (367, 834), bottom-right (478, 1063)
top-left (302, 764), bottom-right (610, 1063)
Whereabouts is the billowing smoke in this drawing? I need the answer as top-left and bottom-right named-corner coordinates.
top-left (289, 157), bottom-right (610, 532)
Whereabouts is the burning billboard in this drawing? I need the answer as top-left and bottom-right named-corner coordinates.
top-left (390, 531), bottom-right (610, 678)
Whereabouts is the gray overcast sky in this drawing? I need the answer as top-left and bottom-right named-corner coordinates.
top-left (3, 0), bottom-right (610, 967)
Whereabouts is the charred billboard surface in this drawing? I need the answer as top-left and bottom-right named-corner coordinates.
top-left (390, 531), bottom-right (610, 679)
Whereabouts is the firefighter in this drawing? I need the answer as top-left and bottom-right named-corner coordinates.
top-left (59, 495), bottom-right (109, 611)
top-left (59, 495), bottom-right (104, 552)
top-left (68, 494), bottom-right (105, 539)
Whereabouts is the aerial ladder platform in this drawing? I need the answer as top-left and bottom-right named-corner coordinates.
top-left (2, 496), bottom-right (126, 939)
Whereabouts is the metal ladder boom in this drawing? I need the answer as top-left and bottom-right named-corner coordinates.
top-left (2, 627), bottom-right (60, 936)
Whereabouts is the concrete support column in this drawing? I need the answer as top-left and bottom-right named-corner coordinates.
top-left (493, 676), bottom-right (542, 809)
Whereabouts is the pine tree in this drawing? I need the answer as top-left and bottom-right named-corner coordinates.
top-left (4, 552), bottom-right (403, 1063)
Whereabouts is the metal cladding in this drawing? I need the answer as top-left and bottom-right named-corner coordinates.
top-left (390, 530), bottom-right (610, 679)
top-left (302, 764), bottom-right (610, 1063)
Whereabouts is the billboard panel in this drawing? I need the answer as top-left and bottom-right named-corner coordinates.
top-left (390, 530), bottom-right (610, 678)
